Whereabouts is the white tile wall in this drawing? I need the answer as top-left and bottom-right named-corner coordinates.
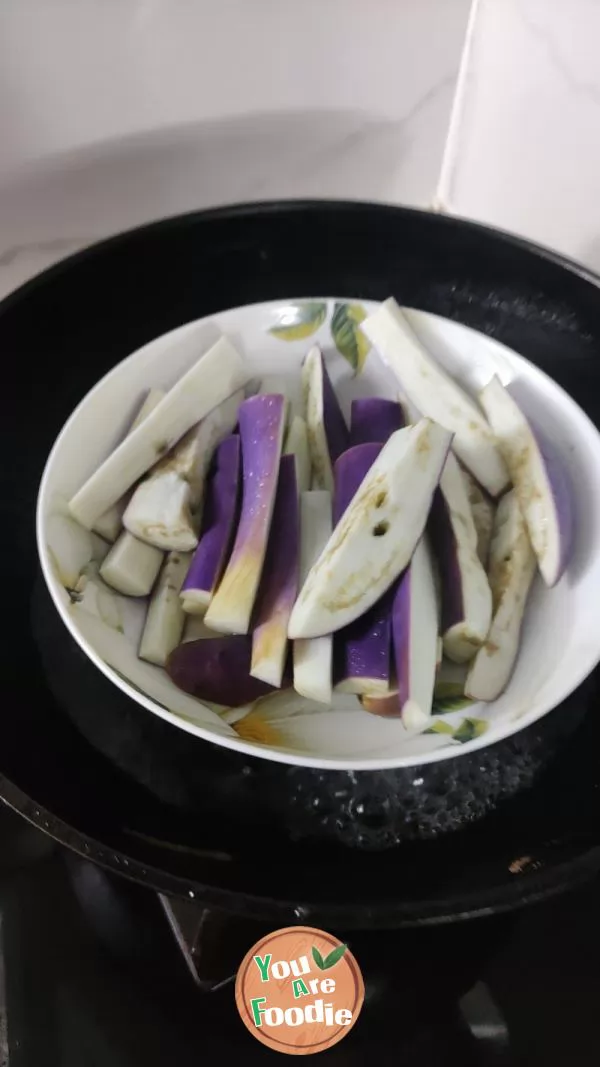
top-left (440, 0), bottom-right (600, 271)
top-left (4, 0), bottom-right (600, 299)
top-left (0, 0), bottom-right (471, 297)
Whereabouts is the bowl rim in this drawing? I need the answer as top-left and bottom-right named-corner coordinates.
top-left (36, 285), bottom-right (600, 771)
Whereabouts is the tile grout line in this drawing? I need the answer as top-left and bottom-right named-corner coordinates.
top-left (433, 0), bottom-right (482, 214)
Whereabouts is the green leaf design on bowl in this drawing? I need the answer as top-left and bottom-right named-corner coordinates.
top-left (452, 717), bottom-right (489, 744)
top-left (425, 719), bottom-right (456, 736)
top-left (269, 302), bottom-right (327, 341)
top-left (331, 302), bottom-right (371, 374)
top-left (432, 694), bottom-right (475, 714)
top-left (425, 716), bottom-right (489, 743)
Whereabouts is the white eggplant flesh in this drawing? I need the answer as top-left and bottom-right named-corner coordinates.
top-left (465, 490), bottom-right (536, 701)
top-left (302, 345), bottom-right (348, 492)
top-left (392, 538), bottom-right (439, 728)
top-left (429, 451), bottom-right (493, 664)
top-left (288, 419), bottom-right (452, 639)
top-left (204, 394), bottom-right (286, 634)
top-left (123, 390), bottom-right (243, 552)
top-left (361, 298), bottom-right (509, 497)
top-left (479, 375), bottom-right (573, 586)
top-left (460, 464), bottom-right (495, 566)
top-left (69, 336), bottom-right (248, 530)
top-left (92, 387), bottom-right (166, 542)
top-left (138, 551), bottom-right (191, 666)
top-left (182, 615), bottom-right (221, 642)
top-left (99, 532), bottom-right (163, 597)
top-left (130, 387), bottom-right (168, 431)
top-left (293, 491), bottom-right (333, 704)
top-left (91, 503), bottom-right (126, 545)
top-left (332, 443), bottom-right (392, 696)
top-left (283, 415), bottom-right (311, 494)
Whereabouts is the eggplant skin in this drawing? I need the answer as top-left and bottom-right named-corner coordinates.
top-left (167, 636), bottom-right (291, 707)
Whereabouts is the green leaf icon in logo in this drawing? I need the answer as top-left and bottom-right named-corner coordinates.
top-left (322, 944), bottom-right (348, 969)
top-left (331, 302), bottom-right (371, 374)
top-left (312, 946), bottom-right (326, 970)
top-left (312, 943), bottom-right (348, 970)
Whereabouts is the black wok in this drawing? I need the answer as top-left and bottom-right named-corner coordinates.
top-left (2, 201), bottom-right (600, 928)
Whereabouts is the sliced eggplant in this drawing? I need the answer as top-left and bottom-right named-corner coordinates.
top-left (93, 387), bottom-right (166, 542)
top-left (204, 394), bottom-right (286, 634)
top-left (460, 464), bottom-right (495, 566)
top-left (428, 451), bottom-right (493, 663)
top-left (250, 455), bottom-right (300, 688)
top-left (390, 538), bottom-right (438, 728)
top-left (139, 551), bottom-right (191, 666)
top-left (332, 443), bottom-right (393, 696)
top-left (293, 490), bottom-right (333, 704)
top-left (333, 443), bottom-right (382, 522)
top-left (288, 419), bottom-right (452, 639)
top-left (99, 532), bottom-right (163, 597)
top-left (479, 375), bottom-right (573, 586)
top-left (302, 344), bottom-right (349, 492)
top-left (69, 335), bottom-right (248, 529)
top-left (258, 375), bottom-right (291, 427)
top-left (361, 298), bottom-right (509, 497)
top-left (181, 615), bottom-right (221, 642)
top-left (167, 634), bottom-right (289, 707)
top-left (349, 397), bottom-right (404, 447)
top-left (283, 415), bottom-right (311, 494)
top-left (465, 490), bottom-right (536, 701)
top-left (180, 435), bottom-right (241, 615)
top-left (123, 389), bottom-right (242, 552)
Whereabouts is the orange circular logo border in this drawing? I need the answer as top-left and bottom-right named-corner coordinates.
top-left (235, 925), bottom-right (364, 1055)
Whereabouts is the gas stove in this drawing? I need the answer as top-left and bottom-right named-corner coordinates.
top-left (1, 803), bottom-right (598, 1066)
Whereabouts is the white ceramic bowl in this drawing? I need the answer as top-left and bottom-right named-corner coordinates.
top-left (36, 297), bottom-right (600, 770)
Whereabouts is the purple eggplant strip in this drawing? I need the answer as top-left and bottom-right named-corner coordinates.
top-left (167, 635), bottom-right (291, 707)
top-left (321, 354), bottom-right (349, 465)
top-left (349, 397), bottom-right (404, 447)
top-left (181, 434), bottom-right (241, 610)
top-left (428, 486), bottom-right (464, 633)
